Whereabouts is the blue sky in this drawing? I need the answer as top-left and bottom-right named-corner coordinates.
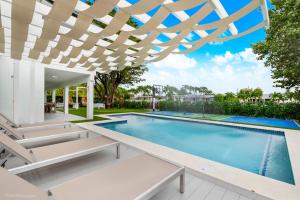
top-left (82, 0), bottom-right (280, 93)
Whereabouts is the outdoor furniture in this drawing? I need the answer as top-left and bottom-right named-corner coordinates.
top-left (0, 120), bottom-right (86, 140)
top-left (94, 103), bottom-right (105, 109)
top-left (0, 154), bottom-right (184, 200)
top-left (55, 102), bottom-right (64, 109)
top-left (44, 103), bottom-right (56, 113)
top-left (0, 133), bottom-right (120, 174)
top-left (0, 112), bottom-right (72, 129)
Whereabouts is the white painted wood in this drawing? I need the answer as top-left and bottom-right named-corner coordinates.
top-left (52, 89), bottom-right (56, 103)
top-left (86, 75), bottom-right (94, 119)
top-left (64, 86), bottom-right (69, 114)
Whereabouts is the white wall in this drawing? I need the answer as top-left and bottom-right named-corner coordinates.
top-left (0, 56), bottom-right (44, 125)
top-left (0, 56), bottom-right (14, 121)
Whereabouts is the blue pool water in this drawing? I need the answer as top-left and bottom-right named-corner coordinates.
top-left (99, 114), bottom-right (294, 184)
top-left (224, 116), bottom-right (300, 129)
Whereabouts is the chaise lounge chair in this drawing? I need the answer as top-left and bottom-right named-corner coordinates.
top-left (0, 154), bottom-right (185, 200)
top-left (0, 133), bottom-right (120, 174)
top-left (0, 119), bottom-right (87, 140)
top-left (0, 113), bottom-right (71, 130)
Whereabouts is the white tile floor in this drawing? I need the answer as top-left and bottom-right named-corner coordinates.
top-left (44, 111), bottom-right (86, 121)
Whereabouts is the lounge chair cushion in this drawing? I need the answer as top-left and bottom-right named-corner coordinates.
top-left (31, 136), bottom-right (115, 161)
top-left (0, 168), bottom-right (48, 200)
top-left (49, 154), bottom-right (180, 200)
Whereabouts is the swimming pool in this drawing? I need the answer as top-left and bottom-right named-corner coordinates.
top-left (149, 111), bottom-right (300, 129)
top-left (223, 116), bottom-right (300, 129)
top-left (98, 114), bottom-right (294, 184)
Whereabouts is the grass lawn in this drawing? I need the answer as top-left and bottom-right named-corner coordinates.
top-left (59, 107), bottom-right (150, 123)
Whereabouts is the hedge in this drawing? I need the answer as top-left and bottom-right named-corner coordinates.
top-left (113, 100), bottom-right (151, 109)
top-left (158, 100), bottom-right (300, 120)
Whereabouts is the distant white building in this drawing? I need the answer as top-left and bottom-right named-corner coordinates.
top-left (173, 94), bottom-right (214, 103)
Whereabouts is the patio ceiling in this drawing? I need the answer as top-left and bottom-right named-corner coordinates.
top-left (0, 0), bottom-right (269, 74)
top-left (45, 67), bottom-right (89, 89)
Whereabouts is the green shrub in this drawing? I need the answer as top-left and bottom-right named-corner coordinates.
top-left (157, 100), bottom-right (300, 120)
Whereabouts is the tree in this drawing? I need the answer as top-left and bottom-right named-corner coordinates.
top-left (94, 65), bottom-right (147, 108)
top-left (252, 88), bottom-right (263, 102)
top-left (163, 85), bottom-right (179, 99)
top-left (133, 85), bottom-right (153, 97)
top-left (252, 0), bottom-right (300, 89)
top-left (237, 88), bottom-right (253, 102)
top-left (114, 87), bottom-right (132, 107)
top-left (224, 92), bottom-right (236, 101)
top-left (214, 94), bottom-right (224, 102)
top-left (271, 92), bottom-right (284, 103)
top-left (196, 86), bottom-right (213, 95)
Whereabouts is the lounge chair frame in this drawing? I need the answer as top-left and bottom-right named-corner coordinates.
top-left (16, 130), bottom-right (89, 147)
top-left (8, 142), bottom-right (120, 174)
top-left (1, 119), bottom-right (87, 140)
top-left (17, 122), bottom-right (72, 132)
top-left (0, 113), bottom-right (72, 131)
top-left (134, 167), bottom-right (185, 200)
top-left (0, 133), bottom-right (120, 174)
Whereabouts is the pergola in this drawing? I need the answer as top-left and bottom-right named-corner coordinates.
top-left (0, 0), bottom-right (269, 74)
top-left (0, 0), bottom-right (269, 124)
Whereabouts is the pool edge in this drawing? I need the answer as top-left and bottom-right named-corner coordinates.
top-left (80, 112), bottom-right (300, 200)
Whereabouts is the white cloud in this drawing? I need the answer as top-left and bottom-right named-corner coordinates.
top-left (142, 48), bottom-right (283, 93)
top-left (211, 48), bottom-right (258, 66)
top-left (149, 54), bottom-right (197, 69)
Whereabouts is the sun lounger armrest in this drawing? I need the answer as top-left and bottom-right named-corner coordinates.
top-left (134, 167), bottom-right (185, 200)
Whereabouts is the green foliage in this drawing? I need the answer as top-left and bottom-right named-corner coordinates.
top-left (158, 100), bottom-right (300, 120)
top-left (123, 101), bottom-right (151, 109)
top-left (94, 65), bottom-right (147, 108)
top-left (129, 85), bottom-right (153, 96)
top-left (252, 0), bottom-right (300, 89)
top-left (237, 87), bottom-right (263, 102)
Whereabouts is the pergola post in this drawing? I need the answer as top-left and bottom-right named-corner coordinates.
top-left (86, 76), bottom-right (94, 120)
top-left (52, 89), bottom-right (56, 103)
top-left (74, 87), bottom-right (79, 109)
top-left (64, 86), bottom-right (69, 114)
top-left (44, 90), bottom-right (48, 103)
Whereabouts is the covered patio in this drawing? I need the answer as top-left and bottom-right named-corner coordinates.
top-left (44, 66), bottom-right (94, 121)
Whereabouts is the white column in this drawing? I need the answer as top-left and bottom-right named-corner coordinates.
top-left (52, 89), bottom-right (56, 103)
top-left (64, 86), bottom-right (69, 114)
top-left (86, 76), bottom-right (94, 119)
top-left (44, 91), bottom-right (47, 103)
top-left (75, 87), bottom-right (79, 109)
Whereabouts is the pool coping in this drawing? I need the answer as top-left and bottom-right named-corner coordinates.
top-left (78, 112), bottom-right (300, 200)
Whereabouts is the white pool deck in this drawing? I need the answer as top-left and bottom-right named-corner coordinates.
top-left (18, 142), bottom-right (255, 200)
top-left (78, 113), bottom-right (300, 200)
top-left (45, 111), bottom-right (86, 122)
